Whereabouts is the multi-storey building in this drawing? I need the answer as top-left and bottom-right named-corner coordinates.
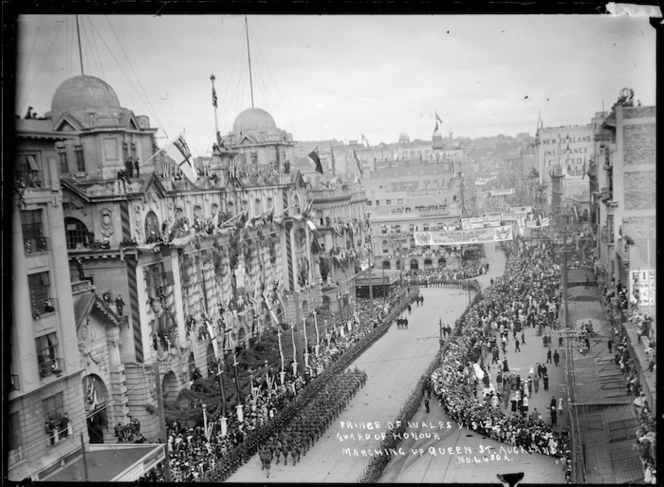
top-left (11, 75), bottom-right (321, 470)
top-left (9, 118), bottom-right (89, 480)
top-left (306, 185), bottom-right (369, 314)
top-left (536, 124), bottom-right (593, 210)
top-left (592, 92), bottom-right (656, 317)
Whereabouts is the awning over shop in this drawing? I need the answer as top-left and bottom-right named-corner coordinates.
top-left (44, 443), bottom-right (164, 482)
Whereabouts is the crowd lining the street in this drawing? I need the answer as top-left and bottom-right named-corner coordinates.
top-left (429, 238), bottom-right (574, 483)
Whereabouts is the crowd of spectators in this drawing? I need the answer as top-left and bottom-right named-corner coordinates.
top-left (429, 238), bottom-right (573, 483)
top-left (404, 259), bottom-right (488, 287)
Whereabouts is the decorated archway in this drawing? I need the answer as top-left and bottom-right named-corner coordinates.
top-left (438, 257), bottom-right (447, 268)
top-left (424, 258), bottom-right (433, 270)
top-left (382, 260), bottom-right (391, 270)
top-left (82, 374), bottom-right (109, 443)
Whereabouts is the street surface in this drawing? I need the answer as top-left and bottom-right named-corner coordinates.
top-left (228, 244), bottom-right (517, 482)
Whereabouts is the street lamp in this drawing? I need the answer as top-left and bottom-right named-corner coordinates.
top-left (216, 358), bottom-right (227, 437)
top-left (202, 403), bottom-right (209, 440)
top-left (232, 351), bottom-right (243, 423)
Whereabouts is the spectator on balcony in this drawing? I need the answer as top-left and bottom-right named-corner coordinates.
top-left (115, 294), bottom-right (125, 316)
top-left (45, 418), bottom-right (56, 445)
top-left (60, 413), bottom-right (70, 438)
top-left (125, 157), bottom-right (134, 178)
top-left (43, 298), bottom-right (55, 313)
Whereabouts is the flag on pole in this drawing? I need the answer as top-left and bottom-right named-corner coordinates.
top-left (164, 135), bottom-right (197, 183)
top-left (212, 85), bottom-right (218, 108)
top-left (435, 112), bottom-right (443, 124)
top-left (308, 149), bottom-right (324, 174)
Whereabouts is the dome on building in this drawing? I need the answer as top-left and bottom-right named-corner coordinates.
top-left (232, 107), bottom-right (277, 133)
top-left (51, 75), bottom-right (121, 115)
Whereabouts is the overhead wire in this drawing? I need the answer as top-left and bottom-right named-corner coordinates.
top-left (86, 16), bottom-right (106, 81)
top-left (86, 18), bottom-right (169, 139)
top-left (104, 16), bottom-right (169, 139)
top-left (252, 32), bottom-right (300, 139)
top-left (18, 16), bottom-right (66, 113)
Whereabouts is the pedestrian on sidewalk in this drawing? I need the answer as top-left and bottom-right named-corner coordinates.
top-left (546, 349), bottom-right (552, 364)
top-left (608, 338), bottom-right (613, 354)
top-left (558, 397), bottom-right (564, 416)
top-left (503, 358), bottom-right (509, 373)
top-left (424, 395), bottom-right (430, 413)
top-left (521, 332), bottom-right (526, 345)
top-left (533, 374), bottom-right (540, 393)
top-left (558, 335), bottom-right (563, 347)
top-left (515, 339), bottom-right (521, 353)
top-left (553, 350), bottom-right (560, 367)
top-left (543, 374), bottom-right (549, 391)
top-left (551, 405), bottom-right (557, 427)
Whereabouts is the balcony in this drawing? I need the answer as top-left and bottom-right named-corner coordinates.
top-left (10, 374), bottom-right (20, 391)
top-left (32, 297), bottom-right (58, 319)
top-left (23, 236), bottom-right (49, 255)
top-left (39, 357), bottom-right (64, 379)
top-left (600, 187), bottom-right (612, 202)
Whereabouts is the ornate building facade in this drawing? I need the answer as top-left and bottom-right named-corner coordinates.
top-left (11, 75), bottom-right (321, 466)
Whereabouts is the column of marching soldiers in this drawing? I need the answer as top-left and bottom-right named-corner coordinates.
top-left (137, 285), bottom-right (419, 482)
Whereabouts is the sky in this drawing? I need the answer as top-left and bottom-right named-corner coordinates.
top-left (14, 14), bottom-right (656, 157)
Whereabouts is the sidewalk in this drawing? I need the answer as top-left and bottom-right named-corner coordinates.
top-left (565, 275), bottom-right (644, 484)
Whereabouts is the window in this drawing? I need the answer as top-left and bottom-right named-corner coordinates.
top-left (386, 200), bottom-right (392, 205)
top-left (16, 154), bottom-right (42, 187)
top-left (423, 224), bottom-right (430, 231)
top-left (21, 209), bottom-right (47, 254)
top-left (367, 201), bottom-right (372, 206)
top-left (74, 145), bottom-right (85, 172)
top-left (397, 199), bottom-right (403, 205)
top-left (251, 152), bottom-right (258, 165)
top-left (131, 142), bottom-right (137, 158)
top-left (65, 217), bottom-right (90, 249)
top-left (122, 142), bottom-right (129, 162)
top-left (8, 413), bottom-right (21, 457)
top-left (28, 272), bottom-right (51, 317)
top-left (375, 200), bottom-right (380, 206)
top-left (145, 211), bottom-right (160, 242)
top-left (57, 145), bottom-right (69, 173)
top-left (255, 198), bottom-right (263, 215)
top-left (36, 333), bottom-right (60, 378)
top-left (394, 225), bottom-right (401, 233)
top-left (381, 225), bottom-right (387, 234)
top-left (43, 392), bottom-right (65, 441)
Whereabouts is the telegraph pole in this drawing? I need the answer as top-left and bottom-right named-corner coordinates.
top-left (153, 364), bottom-right (172, 482)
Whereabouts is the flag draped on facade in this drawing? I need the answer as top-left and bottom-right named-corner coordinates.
top-left (164, 135), bottom-right (197, 183)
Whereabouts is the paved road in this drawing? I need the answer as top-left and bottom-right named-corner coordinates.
top-left (228, 244), bottom-right (507, 482)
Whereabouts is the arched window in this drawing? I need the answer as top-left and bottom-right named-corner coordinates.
top-left (382, 260), bottom-right (391, 269)
top-left (410, 259), bottom-right (419, 270)
top-left (64, 217), bottom-right (91, 249)
top-left (193, 205), bottom-right (203, 219)
top-left (266, 197), bottom-right (273, 210)
top-left (438, 257), bottom-right (447, 268)
top-left (145, 211), bottom-right (160, 242)
top-left (382, 239), bottom-right (389, 253)
top-left (255, 198), bottom-right (263, 215)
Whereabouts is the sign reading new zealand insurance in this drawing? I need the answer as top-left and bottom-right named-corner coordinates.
top-left (414, 225), bottom-right (513, 246)
top-left (539, 125), bottom-right (593, 199)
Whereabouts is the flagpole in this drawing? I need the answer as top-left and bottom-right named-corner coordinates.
top-left (244, 15), bottom-right (255, 109)
top-left (210, 74), bottom-right (220, 143)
